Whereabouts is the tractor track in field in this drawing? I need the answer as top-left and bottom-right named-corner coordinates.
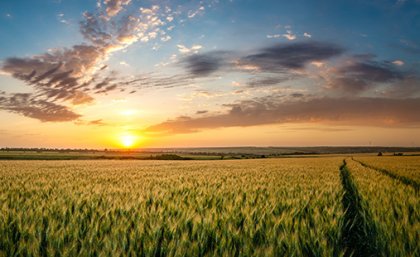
top-left (339, 159), bottom-right (381, 257)
top-left (353, 158), bottom-right (419, 192)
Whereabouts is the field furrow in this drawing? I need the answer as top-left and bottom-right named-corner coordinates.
top-left (355, 156), bottom-right (420, 186)
top-left (353, 158), bottom-right (419, 191)
top-left (339, 160), bottom-right (382, 257)
top-left (346, 159), bottom-right (420, 257)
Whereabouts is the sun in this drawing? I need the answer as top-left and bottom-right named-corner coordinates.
top-left (119, 133), bottom-right (138, 148)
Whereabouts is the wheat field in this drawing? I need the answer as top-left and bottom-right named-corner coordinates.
top-left (0, 156), bottom-right (418, 256)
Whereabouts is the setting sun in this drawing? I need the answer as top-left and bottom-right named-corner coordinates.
top-left (119, 134), bottom-right (138, 148)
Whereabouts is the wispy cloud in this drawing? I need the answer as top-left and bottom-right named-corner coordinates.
top-left (0, 1), bottom-right (178, 122)
top-left (0, 93), bottom-right (80, 122)
top-left (57, 13), bottom-right (70, 24)
top-left (187, 6), bottom-right (205, 18)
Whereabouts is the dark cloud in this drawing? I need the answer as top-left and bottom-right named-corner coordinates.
top-left (1, 44), bottom-right (109, 105)
top-left (242, 41), bottom-right (344, 71)
top-left (183, 51), bottom-right (228, 76)
top-left (125, 73), bottom-right (196, 90)
top-left (380, 76), bottom-right (420, 98)
top-left (179, 43), bottom-right (418, 98)
top-left (3, 45), bottom-right (104, 77)
top-left (195, 110), bottom-right (208, 114)
top-left (182, 42), bottom-right (344, 77)
top-left (290, 93), bottom-right (304, 98)
top-left (71, 91), bottom-right (94, 105)
top-left (80, 12), bottom-right (112, 46)
top-left (0, 44), bottom-right (106, 122)
top-left (342, 61), bottom-right (403, 81)
top-left (144, 97), bottom-right (420, 134)
top-left (0, 93), bottom-right (80, 122)
top-left (329, 60), bottom-right (405, 93)
top-left (247, 76), bottom-right (295, 88)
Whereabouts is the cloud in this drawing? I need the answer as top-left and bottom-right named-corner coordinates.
top-left (180, 41), bottom-right (344, 82)
top-left (144, 97), bottom-right (420, 134)
top-left (188, 6), bottom-right (205, 18)
top-left (71, 91), bottom-right (94, 105)
top-left (1, 45), bottom-right (107, 105)
top-left (123, 73), bottom-right (195, 90)
top-left (267, 34), bottom-right (281, 39)
top-left (396, 39), bottom-right (420, 55)
top-left (57, 13), bottom-right (70, 25)
top-left (327, 60), bottom-right (404, 93)
top-left (303, 32), bottom-right (312, 38)
top-left (311, 61), bottom-right (324, 67)
top-left (380, 76), bottom-right (420, 98)
top-left (247, 76), bottom-right (293, 88)
top-left (290, 93), bottom-right (305, 98)
top-left (161, 35), bottom-right (171, 42)
top-left (88, 119), bottom-right (106, 126)
top-left (0, 1), bottom-right (172, 122)
top-left (3, 44), bottom-right (104, 77)
top-left (104, 0), bottom-right (131, 17)
top-left (268, 31), bottom-right (297, 40)
top-left (79, 12), bottom-right (112, 46)
top-left (231, 81), bottom-right (241, 87)
top-left (242, 41), bottom-right (344, 71)
top-left (0, 93), bottom-right (80, 122)
top-left (283, 31), bottom-right (296, 40)
top-left (81, 5), bottom-right (165, 47)
top-left (177, 44), bottom-right (203, 54)
top-left (392, 60), bottom-right (404, 66)
top-left (183, 51), bottom-right (228, 76)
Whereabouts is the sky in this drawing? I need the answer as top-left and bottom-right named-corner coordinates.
top-left (0, 0), bottom-right (419, 149)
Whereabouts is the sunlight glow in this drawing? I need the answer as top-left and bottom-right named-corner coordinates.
top-left (120, 109), bottom-right (137, 116)
top-left (119, 133), bottom-right (138, 148)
